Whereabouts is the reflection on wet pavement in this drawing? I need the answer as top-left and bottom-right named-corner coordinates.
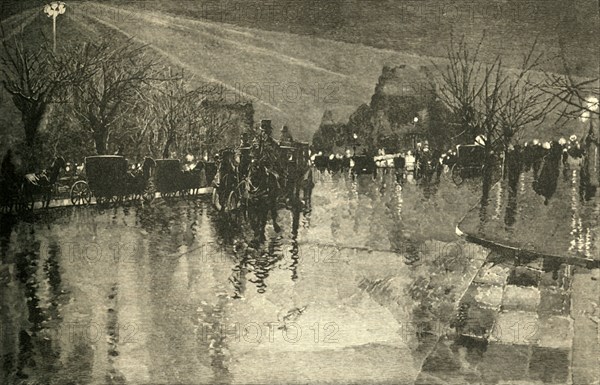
top-left (417, 252), bottom-right (599, 385)
top-left (460, 169), bottom-right (600, 263)
top-left (1, 171), bottom-right (594, 384)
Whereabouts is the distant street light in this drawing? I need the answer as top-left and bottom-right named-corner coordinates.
top-left (44, 2), bottom-right (66, 53)
top-left (412, 117), bottom-right (419, 148)
top-left (353, 133), bottom-right (358, 155)
top-left (580, 96), bottom-right (599, 123)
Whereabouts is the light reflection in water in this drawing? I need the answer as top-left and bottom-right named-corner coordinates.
top-left (568, 168), bottom-right (595, 258)
top-left (395, 183), bottom-right (403, 219)
top-left (493, 181), bottom-right (504, 219)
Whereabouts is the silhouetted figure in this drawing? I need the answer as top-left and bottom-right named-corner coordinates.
top-left (313, 152), bottom-right (327, 172)
top-left (533, 141), bottom-right (562, 205)
top-left (580, 156), bottom-right (597, 202)
top-left (280, 125), bottom-right (294, 145)
top-left (521, 142), bottom-right (531, 172)
top-left (530, 140), bottom-right (544, 180)
top-left (506, 144), bottom-right (522, 192)
top-left (1, 149), bottom-right (16, 180)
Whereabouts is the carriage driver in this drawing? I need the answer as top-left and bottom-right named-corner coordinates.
top-left (252, 120), bottom-right (280, 167)
top-left (240, 131), bottom-right (251, 148)
top-left (237, 131), bottom-right (252, 176)
top-left (280, 125), bottom-right (294, 146)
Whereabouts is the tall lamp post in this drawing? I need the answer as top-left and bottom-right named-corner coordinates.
top-left (412, 117), bottom-right (419, 149)
top-left (353, 133), bottom-right (358, 156)
top-left (44, 2), bottom-right (66, 53)
top-left (580, 96), bottom-right (599, 185)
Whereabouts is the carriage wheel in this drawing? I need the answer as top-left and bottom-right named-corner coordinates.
top-left (70, 181), bottom-right (91, 206)
top-left (451, 164), bottom-right (464, 186)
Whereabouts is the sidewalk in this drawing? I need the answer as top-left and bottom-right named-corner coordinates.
top-left (416, 252), bottom-right (599, 384)
top-left (5, 187), bottom-right (213, 212)
top-left (457, 170), bottom-right (599, 267)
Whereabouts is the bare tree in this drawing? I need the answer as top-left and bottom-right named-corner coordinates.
top-left (140, 68), bottom-right (203, 159)
top-left (434, 35), bottom-right (554, 160)
top-left (132, 76), bottom-right (251, 160)
top-left (0, 35), bottom-right (61, 147)
top-left (496, 41), bottom-right (555, 147)
top-left (196, 97), bottom-right (239, 158)
top-left (537, 38), bottom-right (599, 122)
top-left (68, 39), bottom-right (161, 155)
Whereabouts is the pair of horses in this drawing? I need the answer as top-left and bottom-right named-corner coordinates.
top-left (212, 147), bottom-right (314, 243)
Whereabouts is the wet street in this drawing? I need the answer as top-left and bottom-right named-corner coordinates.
top-left (1, 172), bottom-right (493, 385)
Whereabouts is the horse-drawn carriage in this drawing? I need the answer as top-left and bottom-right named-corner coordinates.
top-left (69, 156), bottom-right (155, 205)
top-left (153, 159), bottom-right (207, 199)
top-left (450, 145), bottom-right (486, 185)
top-left (53, 162), bottom-right (84, 199)
top-left (211, 140), bottom-right (313, 215)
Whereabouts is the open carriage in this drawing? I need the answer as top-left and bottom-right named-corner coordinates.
top-left (450, 145), bottom-right (486, 185)
top-left (69, 156), bottom-right (154, 205)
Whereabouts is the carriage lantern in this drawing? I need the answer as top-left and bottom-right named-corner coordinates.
top-left (44, 2), bottom-right (66, 53)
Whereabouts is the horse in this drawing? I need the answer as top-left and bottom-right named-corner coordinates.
top-left (244, 160), bottom-right (281, 244)
top-left (212, 149), bottom-right (242, 213)
top-left (20, 157), bottom-right (66, 210)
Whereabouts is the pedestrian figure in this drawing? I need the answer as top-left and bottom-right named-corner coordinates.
top-left (533, 141), bottom-right (562, 205)
top-left (531, 139), bottom-right (544, 181)
top-left (506, 144), bottom-right (522, 192)
top-left (1, 149), bottom-right (16, 182)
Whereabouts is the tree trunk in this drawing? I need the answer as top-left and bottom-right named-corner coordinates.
top-left (22, 104), bottom-right (46, 147)
top-left (94, 128), bottom-right (109, 155)
top-left (162, 136), bottom-right (173, 159)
